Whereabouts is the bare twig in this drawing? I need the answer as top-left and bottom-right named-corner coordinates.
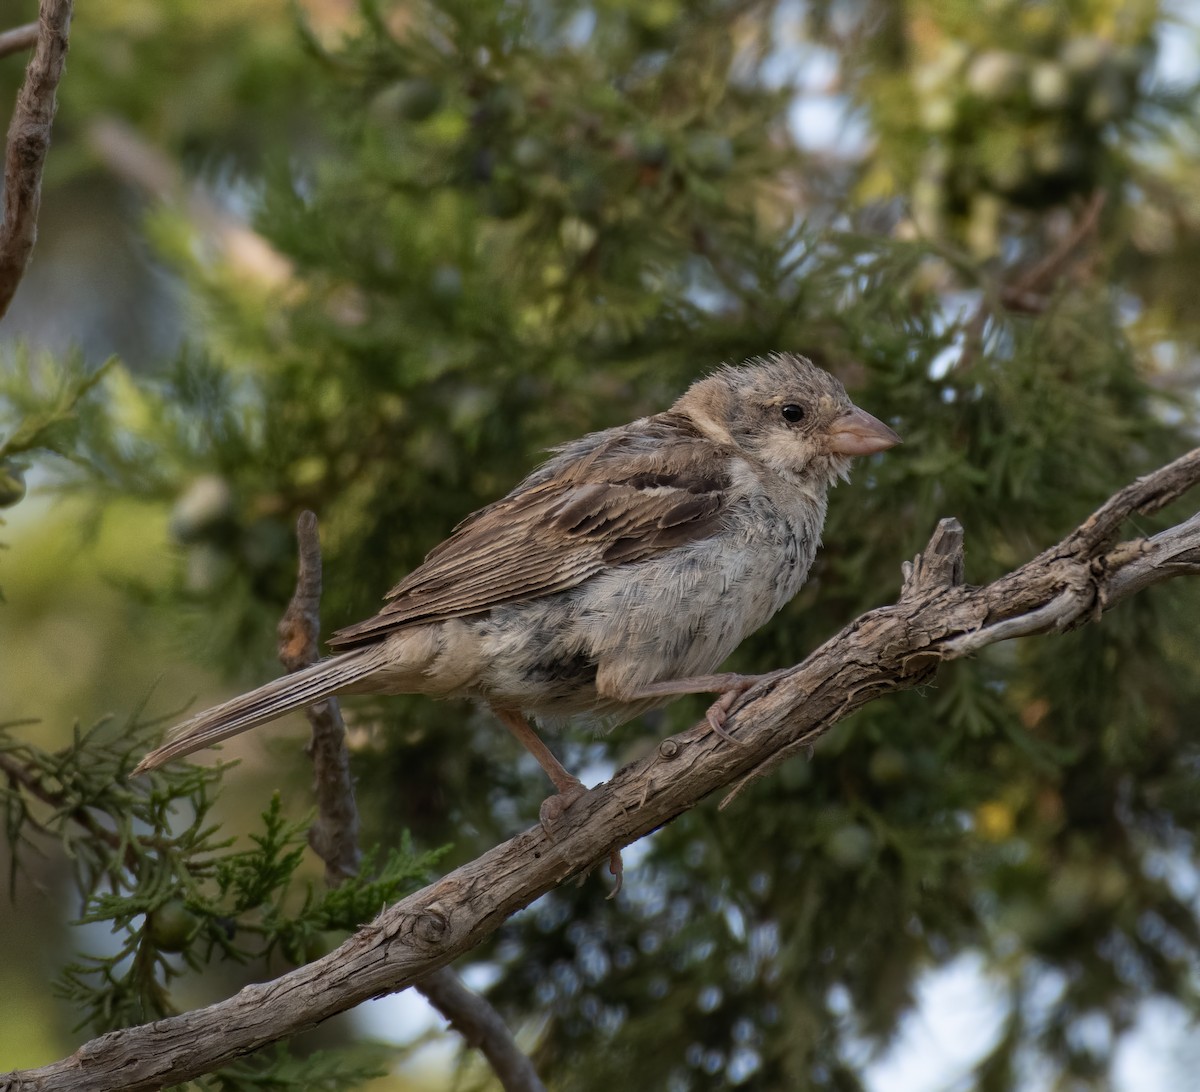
top-left (278, 510), bottom-right (360, 883)
top-left (900, 517), bottom-right (965, 597)
top-left (277, 511), bottom-right (544, 1092)
top-left (1000, 190), bottom-right (1107, 311)
top-left (0, 749), bottom-right (139, 874)
top-left (0, 0), bottom-right (73, 321)
top-left (6, 448), bottom-right (1200, 1092)
top-left (418, 970), bottom-right (546, 1092)
top-left (1060, 446), bottom-right (1200, 553)
top-left (1104, 513), bottom-right (1200, 600)
top-left (0, 23), bottom-right (38, 59)
top-left (85, 116), bottom-right (293, 287)
top-left (953, 191), bottom-right (1107, 368)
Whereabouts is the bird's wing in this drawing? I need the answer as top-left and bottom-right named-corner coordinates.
top-left (328, 421), bottom-right (733, 647)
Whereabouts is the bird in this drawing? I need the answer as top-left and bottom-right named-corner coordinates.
top-left (133, 353), bottom-right (900, 828)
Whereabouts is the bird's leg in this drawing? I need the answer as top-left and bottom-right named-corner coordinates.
top-left (492, 707), bottom-right (624, 892)
top-left (617, 671), bottom-right (786, 744)
top-left (491, 707), bottom-right (587, 825)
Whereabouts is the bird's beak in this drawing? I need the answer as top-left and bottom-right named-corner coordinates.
top-left (827, 406), bottom-right (902, 456)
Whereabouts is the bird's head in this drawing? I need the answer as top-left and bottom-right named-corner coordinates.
top-left (674, 352), bottom-right (901, 486)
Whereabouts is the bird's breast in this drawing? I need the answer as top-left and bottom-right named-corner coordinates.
top-left (431, 490), bottom-right (824, 727)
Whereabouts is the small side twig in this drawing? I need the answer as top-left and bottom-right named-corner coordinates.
top-left (86, 116), bottom-right (293, 287)
top-left (900, 517), bottom-right (965, 598)
top-left (0, 22), bottom-right (38, 59)
top-left (278, 510), bottom-right (360, 883)
top-left (0, 749), bottom-right (139, 874)
top-left (1061, 446), bottom-right (1200, 555)
top-left (278, 511), bottom-right (545, 1092)
top-left (953, 191), bottom-right (1107, 369)
top-left (0, 0), bottom-right (73, 321)
top-left (1000, 190), bottom-right (1107, 310)
top-left (418, 969), bottom-right (545, 1092)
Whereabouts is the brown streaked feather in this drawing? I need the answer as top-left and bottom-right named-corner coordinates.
top-left (328, 419), bottom-right (732, 648)
top-left (602, 492), bottom-right (724, 564)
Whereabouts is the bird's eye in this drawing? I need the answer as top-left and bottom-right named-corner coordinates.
top-left (780, 403), bottom-right (805, 424)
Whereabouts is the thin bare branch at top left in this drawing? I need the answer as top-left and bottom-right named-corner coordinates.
top-left (0, 0), bottom-right (74, 321)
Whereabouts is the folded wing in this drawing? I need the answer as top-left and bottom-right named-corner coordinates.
top-left (329, 418), bottom-right (732, 648)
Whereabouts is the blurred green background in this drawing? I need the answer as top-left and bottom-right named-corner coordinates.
top-left (3, 0), bottom-right (1200, 1088)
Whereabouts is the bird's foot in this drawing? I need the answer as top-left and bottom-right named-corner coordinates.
top-left (704, 672), bottom-right (780, 744)
top-left (538, 781), bottom-right (625, 897)
top-left (617, 670), bottom-right (784, 745)
top-left (705, 688), bottom-right (748, 744)
top-left (538, 777), bottom-right (587, 828)
top-left (490, 707), bottom-right (623, 894)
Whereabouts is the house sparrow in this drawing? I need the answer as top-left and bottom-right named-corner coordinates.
top-left (134, 353), bottom-right (900, 824)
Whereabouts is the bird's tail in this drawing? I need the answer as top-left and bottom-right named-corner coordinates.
top-left (132, 648), bottom-right (383, 775)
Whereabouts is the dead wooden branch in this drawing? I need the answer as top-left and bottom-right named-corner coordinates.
top-left (5, 446), bottom-right (1199, 1092)
top-left (278, 510), bottom-right (361, 884)
top-left (0, 0), bottom-right (73, 321)
top-left (85, 116), bottom-right (293, 287)
top-left (418, 970), bottom-right (546, 1092)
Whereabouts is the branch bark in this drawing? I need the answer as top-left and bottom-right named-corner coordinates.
top-left (0, 0), bottom-right (73, 321)
top-left (5, 447), bottom-right (1200, 1092)
top-left (278, 510), bottom-right (361, 885)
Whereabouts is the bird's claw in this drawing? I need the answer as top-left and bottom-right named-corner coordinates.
top-left (606, 849), bottom-right (624, 899)
top-left (538, 779), bottom-right (587, 829)
top-left (538, 782), bottom-right (625, 897)
top-left (705, 687), bottom-right (750, 745)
